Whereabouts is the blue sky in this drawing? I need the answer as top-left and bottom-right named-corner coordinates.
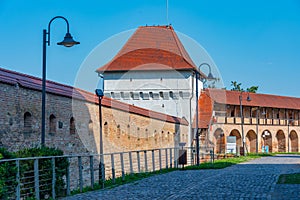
top-left (0, 0), bottom-right (300, 97)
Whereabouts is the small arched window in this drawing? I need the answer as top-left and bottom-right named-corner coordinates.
top-left (49, 114), bottom-right (56, 134)
top-left (24, 112), bottom-right (32, 133)
top-left (145, 129), bottom-right (149, 141)
top-left (7, 112), bottom-right (13, 126)
top-left (104, 122), bottom-right (108, 136)
top-left (70, 117), bottom-right (76, 135)
top-left (116, 124), bottom-right (121, 138)
top-left (88, 120), bottom-right (93, 135)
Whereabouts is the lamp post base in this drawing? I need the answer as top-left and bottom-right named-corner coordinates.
top-left (99, 162), bottom-right (105, 188)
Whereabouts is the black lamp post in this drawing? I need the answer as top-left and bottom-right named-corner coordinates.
top-left (239, 92), bottom-right (251, 156)
top-left (41, 16), bottom-right (79, 146)
top-left (195, 71), bottom-right (200, 166)
top-left (95, 74), bottom-right (104, 187)
top-left (195, 63), bottom-right (216, 166)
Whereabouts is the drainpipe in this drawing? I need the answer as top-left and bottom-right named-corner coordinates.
top-left (195, 71), bottom-right (200, 165)
top-left (189, 72), bottom-right (195, 164)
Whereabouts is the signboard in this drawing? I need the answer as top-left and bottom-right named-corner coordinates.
top-left (226, 136), bottom-right (236, 154)
top-left (262, 145), bottom-right (269, 153)
top-left (179, 142), bottom-right (186, 147)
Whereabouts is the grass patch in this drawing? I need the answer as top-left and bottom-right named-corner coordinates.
top-left (277, 173), bottom-right (300, 184)
top-left (70, 168), bottom-right (177, 195)
top-left (273, 152), bottom-right (300, 155)
top-left (247, 153), bottom-right (274, 157)
top-left (185, 155), bottom-right (261, 170)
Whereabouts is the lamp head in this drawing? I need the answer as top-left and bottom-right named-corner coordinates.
top-left (246, 93), bottom-right (251, 101)
top-left (95, 89), bottom-right (104, 97)
top-left (57, 33), bottom-right (80, 47)
top-left (207, 72), bottom-right (215, 80)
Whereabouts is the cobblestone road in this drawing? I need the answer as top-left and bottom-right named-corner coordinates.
top-left (62, 154), bottom-right (300, 200)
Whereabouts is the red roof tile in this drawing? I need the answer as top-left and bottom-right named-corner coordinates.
top-left (197, 88), bottom-right (300, 128)
top-left (96, 25), bottom-right (205, 76)
top-left (0, 67), bottom-right (188, 126)
top-left (205, 89), bottom-right (300, 110)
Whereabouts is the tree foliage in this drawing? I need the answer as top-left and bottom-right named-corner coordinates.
top-left (230, 81), bottom-right (244, 91)
top-left (246, 86), bottom-right (259, 93)
top-left (230, 81), bottom-right (259, 93)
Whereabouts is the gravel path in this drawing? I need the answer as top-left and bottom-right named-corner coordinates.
top-left (62, 154), bottom-right (300, 200)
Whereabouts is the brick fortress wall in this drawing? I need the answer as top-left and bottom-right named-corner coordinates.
top-left (0, 69), bottom-right (189, 155)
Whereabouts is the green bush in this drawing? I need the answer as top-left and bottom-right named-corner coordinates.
top-left (16, 147), bottom-right (69, 198)
top-left (0, 147), bottom-right (69, 199)
top-left (0, 148), bottom-right (17, 199)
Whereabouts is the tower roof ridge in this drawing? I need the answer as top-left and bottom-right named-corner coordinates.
top-left (96, 25), bottom-right (200, 73)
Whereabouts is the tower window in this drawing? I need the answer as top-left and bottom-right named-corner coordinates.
top-left (159, 92), bottom-right (164, 99)
top-left (70, 117), bottom-right (76, 135)
top-left (49, 114), bottom-right (57, 135)
top-left (88, 120), bottom-right (93, 135)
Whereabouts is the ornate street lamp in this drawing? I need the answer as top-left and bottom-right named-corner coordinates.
top-left (41, 16), bottom-right (80, 146)
top-left (95, 74), bottom-right (105, 187)
top-left (194, 63), bottom-right (216, 165)
top-left (239, 92), bottom-right (251, 156)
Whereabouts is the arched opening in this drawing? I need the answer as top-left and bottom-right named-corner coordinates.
top-left (145, 129), bottom-right (149, 141)
top-left (70, 117), bottom-right (76, 135)
top-left (7, 112), bottom-right (13, 126)
top-left (213, 128), bottom-right (225, 154)
top-left (117, 124), bottom-right (121, 138)
top-left (127, 124), bottom-right (130, 140)
top-left (290, 130), bottom-right (299, 152)
top-left (49, 114), bottom-right (56, 135)
top-left (262, 130), bottom-right (272, 153)
top-left (246, 130), bottom-right (257, 153)
top-left (24, 112), bottom-right (32, 134)
top-left (88, 120), bottom-right (93, 135)
top-left (276, 130), bottom-right (286, 152)
top-left (104, 122), bottom-right (108, 136)
top-left (136, 127), bottom-right (140, 142)
top-left (229, 129), bottom-right (242, 149)
top-left (154, 130), bottom-right (158, 144)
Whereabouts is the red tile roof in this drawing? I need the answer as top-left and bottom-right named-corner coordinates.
top-left (96, 25), bottom-right (205, 76)
top-left (0, 67), bottom-right (188, 125)
top-left (206, 88), bottom-right (300, 110)
top-left (197, 88), bottom-right (300, 128)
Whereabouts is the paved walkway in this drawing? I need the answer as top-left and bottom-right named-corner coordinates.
top-left (63, 154), bottom-right (300, 200)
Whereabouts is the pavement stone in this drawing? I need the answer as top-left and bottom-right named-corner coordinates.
top-left (62, 154), bottom-right (300, 200)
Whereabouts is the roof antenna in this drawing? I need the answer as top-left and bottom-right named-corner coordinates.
top-left (166, 0), bottom-right (169, 26)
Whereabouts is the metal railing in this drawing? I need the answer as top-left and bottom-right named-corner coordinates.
top-left (178, 146), bottom-right (214, 166)
top-left (0, 147), bottom-right (178, 200)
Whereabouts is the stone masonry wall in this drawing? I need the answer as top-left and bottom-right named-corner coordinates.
top-left (0, 81), bottom-right (188, 155)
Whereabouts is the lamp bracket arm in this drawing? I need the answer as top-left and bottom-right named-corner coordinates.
top-left (198, 62), bottom-right (212, 74)
top-left (46, 16), bottom-right (70, 46)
